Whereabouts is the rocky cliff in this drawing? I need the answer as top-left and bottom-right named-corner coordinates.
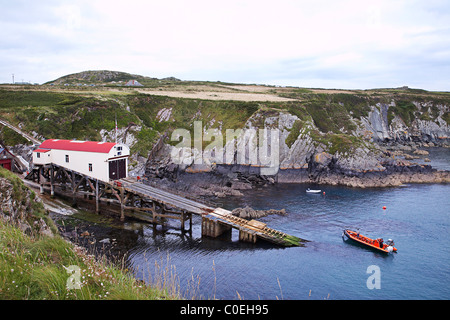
top-left (1, 82), bottom-right (448, 191)
top-left (361, 100), bottom-right (449, 144)
top-left (0, 167), bottom-right (55, 237)
top-left (146, 94), bottom-right (450, 192)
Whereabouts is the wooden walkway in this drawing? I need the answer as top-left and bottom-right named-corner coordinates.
top-left (27, 164), bottom-right (304, 247)
top-left (203, 207), bottom-right (303, 246)
top-left (121, 178), bottom-right (213, 215)
top-left (120, 178), bottom-right (304, 246)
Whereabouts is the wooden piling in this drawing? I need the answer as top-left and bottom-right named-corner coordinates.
top-left (95, 179), bottom-right (99, 213)
top-left (50, 165), bottom-right (54, 197)
top-left (120, 187), bottom-right (125, 221)
top-left (71, 171), bottom-right (77, 206)
top-left (202, 216), bottom-right (231, 238)
top-left (239, 228), bottom-right (257, 244)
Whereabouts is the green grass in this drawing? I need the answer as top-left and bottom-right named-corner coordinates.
top-left (131, 127), bottom-right (159, 156)
top-left (302, 95), bottom-right (357, 134)
top-left (0, 167), bottom-right (181, 300)
top-left (0, 126), bottom-right (28, 146)
top-left (326, 133), bottom-right (361, 155)
top-left (0, 89), bottom-right (73, 109)
top-left (285, 120), bottom-right (303, 148)
top-left (443, 112), bottom-right (450, 125)
top-left (387, 100), bottom-right (417, 126)
top-left (0, 90), bottom-right (141, 143)
top-left (0, 222), bottom-right (180, 300)
top-left (0, 89), bottom-right (261, 154)
top-left (129, 94), bottom-right (260, 149)
top-left (305, 129), bottom-right (364, 155)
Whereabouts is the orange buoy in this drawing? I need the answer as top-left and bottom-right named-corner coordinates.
top-left (382, 206), bottom-right (387, 210)
top-left (323, 192), bottom-right (326, 195)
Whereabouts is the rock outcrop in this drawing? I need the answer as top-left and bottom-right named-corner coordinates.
top-left (0, 169), bottom-right (54, 237)
top-left (232, 206), bottom-right (286, 219)
top-left (144, 96), bottom-right (449, 194)
top-left (362, 101), bottom-right (448, 145)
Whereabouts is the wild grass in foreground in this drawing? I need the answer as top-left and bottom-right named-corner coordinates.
top-left (0, 221), bottom-right (181, 300)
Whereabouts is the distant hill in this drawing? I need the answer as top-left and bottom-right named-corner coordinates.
top-left (44, 70), bottom-right (180, 86)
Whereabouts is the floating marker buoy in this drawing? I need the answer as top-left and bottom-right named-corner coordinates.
top-left (323, 192), bottom-right (326, 195)
top-left (382, 206), bottom-right (387, 210)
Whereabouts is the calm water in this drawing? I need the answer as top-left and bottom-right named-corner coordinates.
top-left (49, 148), bottom-right (450, 300)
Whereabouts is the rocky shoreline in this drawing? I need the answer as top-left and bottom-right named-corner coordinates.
top-left (141, 94), bottom-right (450, 198)
top-left (148, 164), bottom-right (449, 196)
top-left (144, 146), bottom-right (450, 200)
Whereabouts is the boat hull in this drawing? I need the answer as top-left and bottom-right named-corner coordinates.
top-left (343, 229), bottom-right (397, 254)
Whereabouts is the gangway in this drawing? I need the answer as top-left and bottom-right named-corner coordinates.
top-left (26, 163), bottom-right (305, 247)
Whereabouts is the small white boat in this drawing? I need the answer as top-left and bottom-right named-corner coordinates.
top-left (306, 188), bottom-right (321, 194)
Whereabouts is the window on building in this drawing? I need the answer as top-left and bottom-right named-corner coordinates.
top-left (37, 153), bottom-right (40, 158)
top-left (65, 155), bottom-right (69, 163)
top-left (89, 163), bottom-right (93, 172)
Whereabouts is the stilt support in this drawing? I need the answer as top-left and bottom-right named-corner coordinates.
top-left (239, 229), bottom-right (257, 244)
top-left (181, 211), bottom-right (192, 231)
top-left (50, 165), bottom-right (54, 197)
top-left (95, 179), bottom-right (99, 213)
top-left (202, 216), bottom-right (231, 238)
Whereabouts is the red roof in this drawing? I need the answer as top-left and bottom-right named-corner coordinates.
top-left (37, 139), bottom-right (117, 154)
top-left (33, 149), bottom-right (50, 153)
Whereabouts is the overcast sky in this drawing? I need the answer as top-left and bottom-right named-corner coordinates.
top-left (1, 0), bottom-right (449, 90)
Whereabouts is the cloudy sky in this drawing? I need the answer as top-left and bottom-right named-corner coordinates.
top-left (1, 0), bottom-right (449, 90)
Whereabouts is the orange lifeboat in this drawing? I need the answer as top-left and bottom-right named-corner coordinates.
top-left (342, 229), bottom-right (397, 254)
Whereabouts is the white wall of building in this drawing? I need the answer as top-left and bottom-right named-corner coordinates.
top-left (33, 151), bottom-right (51, 166)
top-left (32, 142), bottom-right (130, 182)
top-left (53, 149), bottom-right (110, 181)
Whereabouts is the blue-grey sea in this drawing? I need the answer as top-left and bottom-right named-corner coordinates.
top-left (51, 148), bottom-right (450, 300)
top-left (125, 147), bottom-right (450, 300)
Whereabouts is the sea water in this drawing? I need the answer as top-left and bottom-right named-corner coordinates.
top-left (49, 148), bottom-right (450, 300)
top-left (125, 148), bottom-right (450, 300)
top-left (124, 181), bottom-right (449, 300)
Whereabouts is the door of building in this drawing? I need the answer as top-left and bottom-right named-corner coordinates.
top-left (109, 159), bottom-right (126, 180)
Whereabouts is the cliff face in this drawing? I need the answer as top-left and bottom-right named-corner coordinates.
top-left (361, 101), bottom-right (449, 144)
top-left (147, 95), bottom-right (450, 190)
top-left (1, 84), bottom-right (448, 189)
top-left (0, 167), bottom-right (55, 237)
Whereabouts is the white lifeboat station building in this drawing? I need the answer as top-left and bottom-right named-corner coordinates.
top-left (32, 139), bottom-right (130, 182)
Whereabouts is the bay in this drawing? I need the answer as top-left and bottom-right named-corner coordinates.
top-left (48, 148), bottom-right (450, 300)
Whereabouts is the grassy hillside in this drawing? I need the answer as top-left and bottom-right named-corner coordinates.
top-left (45, 70), bottom-right (159, 86)
top-left (1, 75), bottom-right (449, 159)
top-left (0, 89), bottom-right (142, 147)
top-left (0, 167), bottom-right (180, 300)
top-left (0, 88), bottom-right (261, 155)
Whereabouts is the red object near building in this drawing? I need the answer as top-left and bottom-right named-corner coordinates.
top-left (0, 143), bottom-right (17, 172)
top-left (0, 158), bottom-right (12, 171)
